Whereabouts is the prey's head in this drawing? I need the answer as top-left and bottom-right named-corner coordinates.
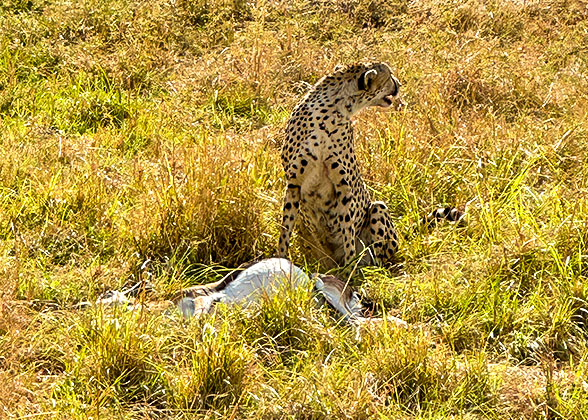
top-left (312, 273), bottom-right (375, 320)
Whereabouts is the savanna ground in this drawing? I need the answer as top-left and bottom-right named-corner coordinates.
top-left (1, 0), bottom-right (588, 418)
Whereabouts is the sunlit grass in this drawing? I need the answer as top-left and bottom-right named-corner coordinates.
top-left (1, 0), bottom-right (587, 417)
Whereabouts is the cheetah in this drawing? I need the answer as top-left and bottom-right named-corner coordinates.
top-left (277, 62), bottom-right (463, 268)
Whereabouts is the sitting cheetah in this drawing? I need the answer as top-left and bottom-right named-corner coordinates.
top-left (277, 62), bottom-right (463, 268)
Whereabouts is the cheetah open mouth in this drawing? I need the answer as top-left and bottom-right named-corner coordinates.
top-left (380, 91), bottom-right (399, 108)
top-left (382, 94), bottom-right (395, 106)
top-left (381, 79), bottom-right (400, 107)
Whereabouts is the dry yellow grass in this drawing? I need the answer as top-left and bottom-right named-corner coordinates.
top-left (1, 0), bottom-right (588, 417)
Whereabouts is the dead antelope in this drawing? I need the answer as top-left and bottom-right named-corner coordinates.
top-left (174, 258), bottom-right (407, 328)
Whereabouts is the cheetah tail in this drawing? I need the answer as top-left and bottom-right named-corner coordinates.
top-left (422, 206), bottom-right (466, 229)
top-left (405, 206), bottom-right (466, 239)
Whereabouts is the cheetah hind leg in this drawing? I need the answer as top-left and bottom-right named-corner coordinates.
top-left (357, 204), bottom-right (466, 266)
top-left (357, 201), bottom-right (400, 266)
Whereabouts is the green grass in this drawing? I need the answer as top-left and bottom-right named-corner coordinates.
top-left (1, 0), bottom-right (588, 417)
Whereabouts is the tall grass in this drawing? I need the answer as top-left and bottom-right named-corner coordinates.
top-left (1, 0), bottom-right (587, 417)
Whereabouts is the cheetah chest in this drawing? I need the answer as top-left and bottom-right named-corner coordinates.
top-left (299, 159), bottom-right (338, 234)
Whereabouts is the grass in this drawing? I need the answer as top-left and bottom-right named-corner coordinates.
top-left (1, 0), bottom-right (588, 417)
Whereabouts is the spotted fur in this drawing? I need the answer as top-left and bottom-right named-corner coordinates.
top-left (277, 62), bottom-right (464, 268)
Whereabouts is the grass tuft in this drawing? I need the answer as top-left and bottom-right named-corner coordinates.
top-left (165, 318), bottom-right (253, 411)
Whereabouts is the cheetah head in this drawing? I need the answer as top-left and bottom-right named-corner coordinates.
top-left (332, 62), bottom-right (402, 115)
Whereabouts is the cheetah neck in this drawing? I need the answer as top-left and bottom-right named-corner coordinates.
top-left (304, 90), bottom-right (361, 119)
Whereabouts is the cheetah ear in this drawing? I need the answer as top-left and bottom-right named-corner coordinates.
top-left (334, 64), bottom-right (345, 71)
top-left (358, 69), bottom-right (377, 91)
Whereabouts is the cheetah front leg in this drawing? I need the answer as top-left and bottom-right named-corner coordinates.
top-left (327, 164), bottom-right (356, 266)
top-left (277, 183), bottom-right (301, 258)
top-left (338, 194), bottom-right (357, 266)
